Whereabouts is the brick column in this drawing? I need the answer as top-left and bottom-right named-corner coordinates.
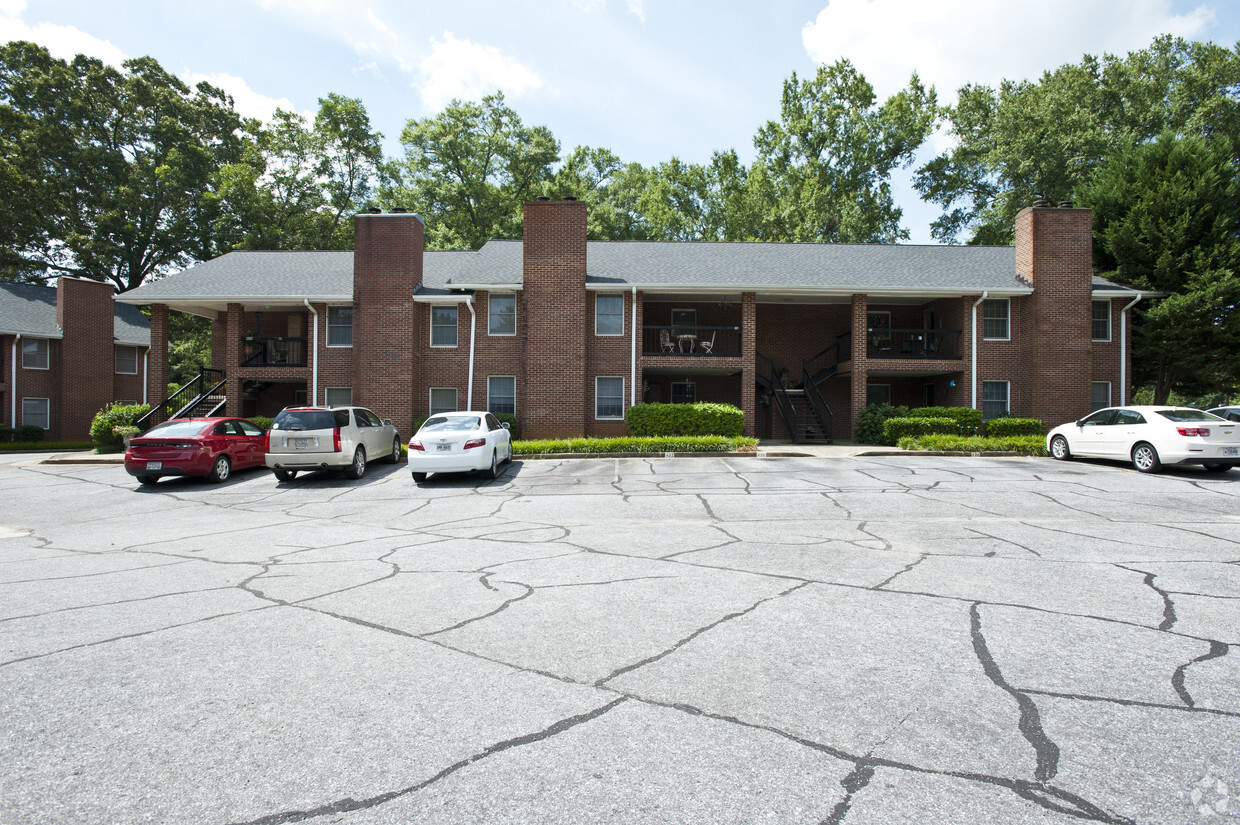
top-left (225, 303), bottom-right (243, 417)
top-left (149, 304), bottom-right (169, 406)
top-left (849, 294), bottom-right (869, 439)
top-left (741, 292), bottom-right (757, 437)
top-left (56, 277), bottom-right (115, 441)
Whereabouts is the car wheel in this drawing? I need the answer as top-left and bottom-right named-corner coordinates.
top-left (1203, 462), bottom-right (1233, 473)
top-left (273, 469), bottom-right (296, 482)
top-left (1132, 442), bottom-right (1162, 473)
top-left (388, 437), bottom-right (402, 464)
top-left (1049, 435), bottom-right (1071, 461)
top-left (207, 455), bottom-right (231, 483)
top-left (503, 441), bottom-right (513, 464)
top-left (346, 446), bottom-right (366, 479)
top-left (487, 450), bottom-right (500, 480)
top-left (412, 471), bottom-right (427, 483)
top-left (137, 476), bottom-right (159, 486)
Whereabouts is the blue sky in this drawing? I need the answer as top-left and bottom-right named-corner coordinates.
top-left (3, 0), bottom-right (1239, 243)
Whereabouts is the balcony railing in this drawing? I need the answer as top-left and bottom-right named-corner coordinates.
top-left (866, 328), bottom-right (962, 360)
top-left (642, 325), bottom-right (741, 357)
top-left (242, 337), bottom-right (307, 367)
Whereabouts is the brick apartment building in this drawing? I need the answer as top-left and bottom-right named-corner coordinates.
top-left (117, 199), bottom-right (1146, 442)
top-left (2, 277), bottom-right (151, 441)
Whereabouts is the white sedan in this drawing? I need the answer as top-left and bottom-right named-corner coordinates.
top-left (1047, 406), bottom-right (1240, 473)
top-left (408, 411), bottom-right (513, 483)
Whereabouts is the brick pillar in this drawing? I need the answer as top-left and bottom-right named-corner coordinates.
top-left (56, 277), bottom-right (115, 441)
top-left (225, 303), bottom-right (243, 417)
top-left (522, 199), bottom-right (588, 439)
top-left (848, 294), bottom-right (869, 440)
top-left (149, 304), bottom-right (169, 407)
top-left (741, 292), bottom-right (757, 437)
top-left (1017, 206), bottom-right (1093, 424)
top-left (353, 211), bottom-right (424, 435)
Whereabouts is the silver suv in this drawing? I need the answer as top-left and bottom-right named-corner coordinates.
top-left (265, 406), bottom-right (401, 481)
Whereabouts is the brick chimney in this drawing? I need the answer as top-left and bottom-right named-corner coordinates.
top-left (353, 210), bottom-right (424, 434)
top-left (1016, 204), bottom-right (1094, 424)
top-left (522, 198), bottom-right (588, 439)
top-left (56, 277), bottom-right (115, 440)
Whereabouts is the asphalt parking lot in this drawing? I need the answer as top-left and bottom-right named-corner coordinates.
top-left (0, 452), bottom-right (1237, 824)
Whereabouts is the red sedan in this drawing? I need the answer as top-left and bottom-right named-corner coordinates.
top-left (124, 417), bottom-right (267, 485)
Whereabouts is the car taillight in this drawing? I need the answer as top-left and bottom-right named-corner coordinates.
top-left (462, 438), bottom-right (486, 450)
top-left (1177, 427), bottom-right (1211, 437)
top-left (333, 427), bottom-right (341, 452)
top-left (408, 440), bottom-right (425, 452)
top-left (263, 430), bottom-right (270, 452)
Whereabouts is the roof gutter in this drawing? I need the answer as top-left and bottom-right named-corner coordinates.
top-left (1119, 292), bottom-right (1142, 405)
top-left (971, 292), bottom-right (988, 411)
top-left (10, 334), bottom-right (18, 428)
top-left (303, 300), bottom-right (319, 405)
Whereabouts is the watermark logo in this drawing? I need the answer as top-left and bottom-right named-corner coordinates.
top-left (1191, 774), bottom-right (1233, 819)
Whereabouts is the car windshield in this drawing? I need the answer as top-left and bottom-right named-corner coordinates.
top-left (142, 420), bottom-right (209, 438)
top-left (1156, 408), bottom-right (1220, 422)
top-left (421, 416), bottom-right (480, 433)
top-left (272, 410), bottom-right (340, 431)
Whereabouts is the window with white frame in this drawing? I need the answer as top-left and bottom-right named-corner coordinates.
top-left (487, 376), bottom-right (516, 414)
top-left (22, 398), bottom-right (49, 430)
top-left (982, 380), bottom-right (1010, 420)
top-left (115, 345), bottom-right (138, 375)
top-left (488, 294), bottom-right (516, 336)
top-left (1092, 300), bottom-right (1111, 341)
top-left (429, 387), bottom-right (457, 414)
top-left (595, 376), bottom-right (624, 419)
top-left (595, 294), bottom-right (623, 336)
top-left (22, 337), bottom-right (49, 369)
top-left (1091, 381), bottom-right (1112, 411)
top-left (431, 305), bottom-right (458, 347)
top-left (324, 387), bottom-right (352, 407)
top-left (982, 299), bottom-right (1009, 340)
top-left (326, 306), bottom-right (353, 347)
top-left (671, 382), bottom-right (696, 404)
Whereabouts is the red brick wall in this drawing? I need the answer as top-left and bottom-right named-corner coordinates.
top-left (2, 334), bottom-right (61, 435)
top-left (56, 277), bottom-right (114, 440)
top-left (150, 305), bottom-right (168, 406)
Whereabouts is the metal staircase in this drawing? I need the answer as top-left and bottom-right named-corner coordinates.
top-left (136, 368), bottom-right (226, 431)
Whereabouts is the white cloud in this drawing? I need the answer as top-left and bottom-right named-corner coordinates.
top-left (416, 31), bottom-right (543, 111)
top-left (802, 0), bottom-right (1214, 102)
top-left (0, 0), bottom-right (128, 66)
top-left (626, 0), bottom-right (646, 22)
top-left (182, 71), bottom-right (308, 123)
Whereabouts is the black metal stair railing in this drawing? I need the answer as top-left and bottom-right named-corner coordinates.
top-left (757, 351), bottom-right (799, 442)
top-left (135, 367), bottom-right (226, 432)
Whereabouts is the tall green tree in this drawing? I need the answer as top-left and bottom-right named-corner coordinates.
top-left (0, 41), bottom-right (247, 290)
top-left (1082, 131), bottom-right (1240, 402)
top-left (383, 92), bottom-right (559, 249)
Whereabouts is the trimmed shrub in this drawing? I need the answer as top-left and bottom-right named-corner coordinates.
top-left (883, 417), bottom-right (958, 441)
top-left (494, 413), bottom-right (520, 440)
top-left (897, 434), bottom-right (1047, 455)
top-left (515, 435), bottom-right (756, 455)
top-left (89, 402), bottom-right (151, 453)
top-left (906, 406), bottom-right (983, 435)
top-left (0, 426), bottom-right (13, 442)
top-left (984, 417), bottom-right (1043, 437)
top-left (17, 425), bottom-right (44, 443)
top-left (853, 404), bottom-right (909, 445)
top-left (248, 416), bottom-right (274, 431)
top-left (625, 402), bottom-right (744, 437)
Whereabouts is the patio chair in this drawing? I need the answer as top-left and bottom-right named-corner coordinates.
top-left (698, 330), bottom-right (716, 353)
top-left (659, 329), bottom-right (677, 353)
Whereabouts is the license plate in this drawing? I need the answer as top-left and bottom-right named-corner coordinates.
top-left (1223, 447), bottom-right (1238, 457)
top-left (293, 438), bottom-right (312, 449)
top-left (436, 444), bottom-right (452, 452)
top-left (145, 461), bottom-right (162, 470)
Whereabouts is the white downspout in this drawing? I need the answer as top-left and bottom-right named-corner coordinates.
top-left (971, 291), bottom-right (988, 410)
top-left (303, 300), bottom-right (319, 404)
top-left (630, 287), bottom-right (637, 406)
top-left (1119, 293), bottom-right (1142, 405)
top-left (465, 297), bottom-right (476, 411)
top-left (10, 334), bottom-right (19, 427)
top-left (142, 346), bottom-right (149, 405)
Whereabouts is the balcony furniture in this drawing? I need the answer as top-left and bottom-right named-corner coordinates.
top-left (699, 331), bottom-right (716, 353)
top-left (659, 329), bottom-right (677, 353)
top-left (677, 334), bottom-right (696, 353)
top-left (898, 338), bottom-right (916, 356)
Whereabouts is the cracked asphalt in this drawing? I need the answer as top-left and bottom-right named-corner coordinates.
top-left (0, 452), bottom-right (1238, 824)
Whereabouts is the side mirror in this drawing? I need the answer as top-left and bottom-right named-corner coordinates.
top-left (501, 422), bottom-right (510, 429)
top-left (383, 419), bottom-right (393, 426)
top-left (1076, 419), bottom-right (1085, 427)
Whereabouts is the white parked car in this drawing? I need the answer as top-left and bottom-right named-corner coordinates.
top-left (408, 411), bottom-right (513, 483)
top-left (1047, 406), bottom-right (1240, 473)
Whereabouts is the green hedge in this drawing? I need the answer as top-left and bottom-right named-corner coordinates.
top-left (89, 402), bottom-right (151, 453)
top-left (883, 417), bottom-right (959, 440)
top-left (0, 441), bottom-right (91, 452)
top-left (515, 435), bottom-right (756, 455)
top-left (625, 403), bottom-right (744, 437)
top-left (906, 406), bottom-right (983, 435)
top-left (983, 417), bottom-right (1043, 437)
top-left (897, 434), bottom-right (1047, 455)
top-left (853, 404), bottom-right (910, 445)
top-left (0, 425), bottom-right (44, 443)
top-left (249, 415), bottom-right (274, 431)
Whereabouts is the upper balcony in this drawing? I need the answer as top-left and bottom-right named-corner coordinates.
top-left (641, 325), bottom-right (741, 357)
top-left (866, 328), bottom-right (962, 360)
top-left (242, 336), bottom-right (308, 367)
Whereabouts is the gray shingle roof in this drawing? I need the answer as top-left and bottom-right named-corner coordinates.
top-left (0, 282), bottom-right (150, 344)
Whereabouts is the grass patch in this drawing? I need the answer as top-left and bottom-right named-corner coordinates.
top-left (514, 435), bottom-right (758, 455)
top-left (0, 442), bottom-right (93, 452)
top-left (897, 434), bottom-right (1047, 455)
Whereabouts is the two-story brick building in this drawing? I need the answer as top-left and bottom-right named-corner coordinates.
top-left (117, 198), bottom-right (1146, 442)
top-left (2, 277), bottom-right (151, 441)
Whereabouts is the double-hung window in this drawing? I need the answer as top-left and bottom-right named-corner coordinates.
top-left (487, 376), bottom-right (516, 415)
top-left (1091, 381), bottom-right (1112, 411)
top-left (982, 381), bottom-right (1009, 420)
top-left (595, 294), bottom-right (623, 336)
top-left (489, 294), bottom-right (516, 336)
top-left (595, 377), bottom-right (624, 419)
top-left (22, 398), bottom-right (50, 430)
top-left (327, 306), bottom-right (353, 347)
top-left (115, 346), bottom-right (138, 375)
top-left (1092, 300), bottom-right (1111, 341)
top-left (324, 387), bottom-right (352, 407)
top-left (431, 306), bottom-right (458, 347)
top-left (982, 299), bottom-right (1009, 340)
top-left (22, 338), bottom-right (49, 370)
top-left (429, 388), bottom-right (457, 415)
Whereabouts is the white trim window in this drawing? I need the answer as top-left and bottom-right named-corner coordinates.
top-left (324, 387), bottom-right (352, 407)
top-left (429, 387), bottom-right (458, 414)
top-left (22, 397), bottom-right (50, 430)
top-left (488, 294), bottom-right (516, 336)
top-left (982, 380), bottom-right (1010, 420)
top-left (1092, 300), bottom-right (1111, 341)
top-left (595, 376), bottom-right (625, 419)
top-left (431, 305), bottom-right (458, 347)
top-left (326, 306), bottom-right (353, 347)
top-left (1091, 381), bottom-right (1112, 411)
top-left (487, 376), bottom-right (516, 415)
top-left (22, 337), bottom-right (49, 370)
top-left (982, 299), bottom-right (1010, 341)
top-left (595, 294), bottom-right (624, 336)
top-left (115, 345), bottom-right (138, 375)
